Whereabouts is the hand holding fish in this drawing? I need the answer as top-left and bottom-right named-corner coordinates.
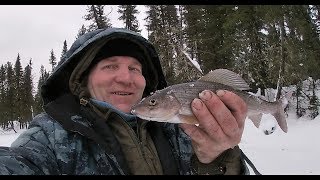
top-left (179, 90), bottom-right (246, 163)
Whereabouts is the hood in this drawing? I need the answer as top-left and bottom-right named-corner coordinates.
top-left (41, 28), bottom-right (167, 106)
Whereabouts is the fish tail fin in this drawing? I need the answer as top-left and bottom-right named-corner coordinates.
top-left (272, 100), bottom-right (288, 133)
top-left (248, 113), bottom-right (263, 128)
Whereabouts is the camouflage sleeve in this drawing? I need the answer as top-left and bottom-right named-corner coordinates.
top-left (191, 146), bottom-right (250, 175)
top-left (0, 126), bottom-right (60, 175)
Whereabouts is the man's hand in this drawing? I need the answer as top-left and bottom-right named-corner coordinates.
top-left (179, 90), bottom-right (247, 163)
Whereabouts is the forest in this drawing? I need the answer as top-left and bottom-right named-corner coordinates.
top-left (0, 5), bottom-right (319, 130)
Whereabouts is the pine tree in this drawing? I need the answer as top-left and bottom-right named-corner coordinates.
top-left (157, 5), bottom-right (182, 83)
top-left (5, 62), bottom-right (16, 132)
top-left (146, 5), bottom-right (202, 84)
top-left (13, 54), bottom-right (24, 125)
top-left (182, 5), bottom-right (207, 69)
top-left (296, 5), bottom-right (320, 118)
top-left (118, 5), bottom-right (141, 32)
top-left (301, 5), bottom-right (320, 80)
top-left (238, 6), bottom-right (271, 95)
top-left (220, 6), bottom-right (250, 75)
top-left (146, 5), bottom-right (176, 84)
top-left (261, 5), bottom-right (320, 100)
top-left (60, 40), bottom-right (68, 62)
top-left (183, 5), bottom-right (236, 73)
top-left (0, 65), bottom-right (6, 128)
top-left (33, 65), bottom-right (50, 116)
top-left (201, 6), bottom-right (233, 71)
top-left (20, 61), bottom-right (33, 128)
top-left (76, 24), bottom-right (87, 39)
top-left (49, 49), bottom-right (57, 73)
top-left (259, 5), bottom-right (290, 98)
top-left (84, 5), bottom-right (111, 31)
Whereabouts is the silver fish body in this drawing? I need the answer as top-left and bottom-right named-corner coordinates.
top-left (131, 69), bottom-right (288, 133)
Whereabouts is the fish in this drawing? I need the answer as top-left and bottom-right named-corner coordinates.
top-left (131, 69), bottom-right (288, 133)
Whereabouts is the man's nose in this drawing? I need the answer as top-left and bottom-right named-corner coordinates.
top-left (115, 68), bottom-right (132, 85)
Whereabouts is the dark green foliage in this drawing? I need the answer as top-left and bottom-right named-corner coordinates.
top-left (295, 80), bottom-right (306, 118)
top-left (60, 40), bottom-right (68, 62)
top-left (145, 5), bottom-right (202, 85)
top-left (33, 65), bottom-right (50, 116)
top-left (118, 5), bottom-right (141, 32)
top-left (5, 62), bottom-right (15, 129)
top-left (13, 55), bottom-right (25, 128)
top-left (19, 60), bottom-right (34, 128)
top-left (84, 5), bottom-right (111, 31)
top-left (76, 24), bottom-right (87, 39)
top-left (49, 49), bottom-right (57, 73)
top-left (0, 57), bottom-right (35, 130)
top-left (0, 65), bottom-right (7, 128)
top-left (308, 81), bottom-right (319, 119)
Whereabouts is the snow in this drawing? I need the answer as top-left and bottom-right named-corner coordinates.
top-left (0, 128), bottom-right (25, 147)
top-left (240, 112), bottom-right (320, 175)
top-left (181, 49), bottom-right (203, 74)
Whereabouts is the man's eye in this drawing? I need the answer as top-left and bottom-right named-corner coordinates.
top-left (103, 65), bottom-right (117, 70)
top-left (129, 67), bottom-right (142, 73)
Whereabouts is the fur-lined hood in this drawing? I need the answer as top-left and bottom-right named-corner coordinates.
top-left (41, 28), bottom-right (167, 105)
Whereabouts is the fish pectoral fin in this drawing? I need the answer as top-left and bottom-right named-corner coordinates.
top-left (248, 113), bottom-right (263, 128)
top-left (177, 114), bottom-right (199, 124)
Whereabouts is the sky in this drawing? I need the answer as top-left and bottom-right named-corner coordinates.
top-left (0, 5), bottom-right (148, 84)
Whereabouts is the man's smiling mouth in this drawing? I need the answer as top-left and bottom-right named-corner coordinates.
top-left (112, 92), bottom-right (133, 96)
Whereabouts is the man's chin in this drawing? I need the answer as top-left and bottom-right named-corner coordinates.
top-left (114, 104), bottom-right (133, 113)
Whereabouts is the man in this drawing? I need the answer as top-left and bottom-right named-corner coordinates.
top-left (0, 28), bottom-right (249, 175)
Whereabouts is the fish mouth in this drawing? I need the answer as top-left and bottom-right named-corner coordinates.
top-left (131, 109), bottom-right (177, 122)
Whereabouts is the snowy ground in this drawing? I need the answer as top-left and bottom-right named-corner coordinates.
top-left (240, 112), bottom-right (320, 175)
top-left (0, 127), bottom-right (25, 146)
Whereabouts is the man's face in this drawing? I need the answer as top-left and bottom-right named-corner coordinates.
top-left (87, 56), bottom-right (146, 113)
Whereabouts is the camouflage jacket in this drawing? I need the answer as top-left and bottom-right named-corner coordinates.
top-left (0, 94), bottom-right (249, 175)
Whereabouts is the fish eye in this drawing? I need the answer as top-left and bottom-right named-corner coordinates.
top-left (149, 99), bottom-right (157, 106)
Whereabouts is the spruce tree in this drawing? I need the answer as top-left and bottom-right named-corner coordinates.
top-left (49, 49), bottom-right (57, 73)
top-left (76, 24), bottom-right (87, 39)
top-left (60, 40), bottom-right (68, 62)
top-left (13, 54), bottom-right (24, 124)
top-left (0, 65), bottom-right (6, 128)
top-left (33, 65), bottom-right (50, 116)
top-left (182, 5), bottom-right (207, 69)
top-left (145, 5), bottom-right (175, 84)
top-left (5, 62), bottom-right (16, 131)
top-left (118, 5), bottom-right (141, 32)
top-left (20, 61), bottom-right (33, 128)
top-left (84, 5), bottom-right (111, 31)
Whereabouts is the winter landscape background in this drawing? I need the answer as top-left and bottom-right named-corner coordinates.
top-left (1, 80), bottom-right (320, 175)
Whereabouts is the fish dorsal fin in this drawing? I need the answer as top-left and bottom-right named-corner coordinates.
top-left (198, 69), bottom-right (251, 90)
